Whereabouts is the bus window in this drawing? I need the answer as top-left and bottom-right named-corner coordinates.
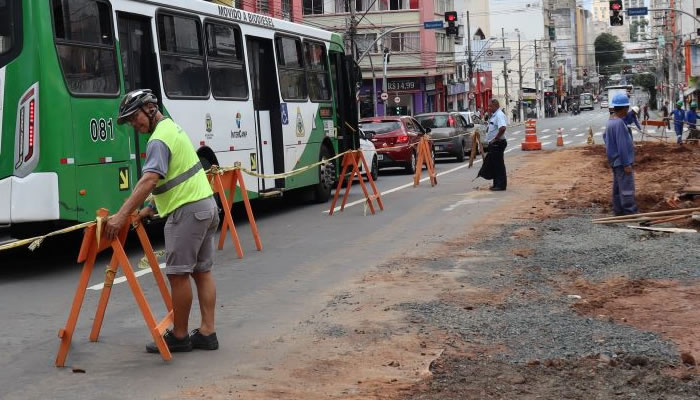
top-left (304, 41), bottom-right (331, 102)
top-left (205, 22), bottom-right (248, 100)
top-left (156, 13), bottom-right (209, 98)
top-left (0, 0), bottom-right (21, 65)
top-left (275, 35), bottom-right (307, 101)
top-left (51, 0), bottom-right (119, 96)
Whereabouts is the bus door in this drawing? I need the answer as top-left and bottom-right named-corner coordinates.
top-left (245, 36), bottom-right (284, 192)
top-left (117, 12), bottom-right (162, 178)
top-left (329, 51), bottom-right (359, 153)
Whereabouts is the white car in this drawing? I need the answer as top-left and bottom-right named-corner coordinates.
top-left (600, 100), bottom-right (609, 109)
top-left (358, 129), bottom-right (379, 181)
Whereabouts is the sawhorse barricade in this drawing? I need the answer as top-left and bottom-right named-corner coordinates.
top-left (208, 168), bottom-right (262, 257)
top-left (329, 151), bottom-right (383, 215)
top-left (468, 131), bottom-right (485, 168)
top-left (56, 209), bottom-right (174, 367)
top-left (413, 135), bottom-right (437, 187)
top-left (641, 119), bottom-right (668, 141)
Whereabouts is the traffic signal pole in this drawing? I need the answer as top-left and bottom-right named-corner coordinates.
top-left (466, 11), bottom-right (473, 112)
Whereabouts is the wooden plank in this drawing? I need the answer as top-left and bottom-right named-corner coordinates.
top-left (626, 225), bottom-right (697, 233)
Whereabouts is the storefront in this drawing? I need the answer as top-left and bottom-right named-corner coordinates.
top-left (359, 77), bottom-right (425, 117)
top-left (448, 82), bottom-right (467, 111)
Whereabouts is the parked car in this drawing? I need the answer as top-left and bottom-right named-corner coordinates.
top-left (600, 100), bottom-right (609, 109)
top-left (358, 129), bottom-right (378, 181)
top-left (415, 112), bottom-right (472, 161)
top-left (459, 111), bottom-right (488, 145)
top-left (359, 116), bottom-right (430, 174)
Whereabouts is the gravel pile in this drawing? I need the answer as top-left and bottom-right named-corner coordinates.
top-left (397, 300), bottom-right (678, 363)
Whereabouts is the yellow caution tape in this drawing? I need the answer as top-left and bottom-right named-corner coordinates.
top-left (0, 221), bottom-right (95, 253)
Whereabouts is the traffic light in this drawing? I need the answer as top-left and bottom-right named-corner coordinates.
top-left (609, 0), bottom-right (623, 26)
top-left (583, 68), bottom-right (588, 78)
top-left (445, 11), bottom-right (458, 36)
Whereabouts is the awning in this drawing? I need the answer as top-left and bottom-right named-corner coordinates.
top-left (683, 87), bottom-right (696, 97)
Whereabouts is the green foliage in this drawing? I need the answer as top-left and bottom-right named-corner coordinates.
top-left (595, 33), bottom-right (624, 72)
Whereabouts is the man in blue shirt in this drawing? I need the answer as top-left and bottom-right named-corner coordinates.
top-left (623, 106), bottom-right (641, 133)
top-left (671, 101), bottom-right (685, 144)
top-left (686, 102), bottom-right (698, 142)
top-left (605, 94), bottom-right (638, 216)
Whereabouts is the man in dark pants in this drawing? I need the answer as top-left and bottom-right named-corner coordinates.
top-left (605, 93), bottom-right (638, 215)
top-left (478, 99), bottom-right (508, 191)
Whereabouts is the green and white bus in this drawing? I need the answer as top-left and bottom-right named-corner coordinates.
top-left (0, 0), bottom-right (359, 235)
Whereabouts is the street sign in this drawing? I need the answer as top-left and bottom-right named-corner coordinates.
top-left (483, 47), bottom-right (511, 62)
top-left (424, 21), bottom-right (444, 29)
top-left (627, 7), bottom-right (648, 16)
top-left (394, 96), bottom-right (401, 104)
top-left (380, 92), bottom-right (389, 101)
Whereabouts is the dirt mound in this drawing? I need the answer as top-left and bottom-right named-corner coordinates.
top-left (560, 142), bottom-right (700, 213)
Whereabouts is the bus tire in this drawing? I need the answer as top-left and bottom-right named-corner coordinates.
top-left (313, 145), bottom-right (335, 203)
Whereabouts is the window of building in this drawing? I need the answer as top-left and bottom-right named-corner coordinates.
top-left (386, 32), bottom-right (419, 52)
top-left (355, 0), bottom-right (376, 12)
top-left (356, 33), bottom-right (378, 54)
top-left (304, 41), bottom-right (331, 102)
top-left (205, 22), bottom-right (248, 100)
top-left (435, 0), bottom-right (453, 13)
top-left (157, 13), bottom-right (209, 98)
top-left (256, 0), bottom-right (269, 14)
top-left (379, 0), bottom-right (418, 10)
top-left (435, 32), bottom-right (453, 53)
top-left (275, 35), bottom-right (307, 101)
top-left (281, 0), bottom-right (292, 20)
top-left (303, 0), bottom-right (323, 15)
top-left (51, 0), bottom-right (119, 95)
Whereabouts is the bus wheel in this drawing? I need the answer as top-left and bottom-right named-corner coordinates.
top-left (313, 145), bottom-right (335, 203)
top-left (200, 156), bottom-right (224, 216)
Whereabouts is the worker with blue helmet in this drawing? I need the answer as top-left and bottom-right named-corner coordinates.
top-left (604, 93), bottom-right (638, 216)
top-left (671, 100), bottom-right (685, 144)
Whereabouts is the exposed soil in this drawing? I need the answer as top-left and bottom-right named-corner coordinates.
top-left (169, 143), bottom-right (700, 399)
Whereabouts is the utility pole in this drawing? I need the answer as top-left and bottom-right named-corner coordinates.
top-left (502, 27), bottom-right (508, 116)
top-left (466, 11), bottom-right (473, 112)
top-left (382, 47), bottom-right (389, 116)
top-left (517, 29), bottom-right (523, 122)
top-left (534, 39), bottom-right (539, 119)
top-left (368, 51), bottom-right (378, 117)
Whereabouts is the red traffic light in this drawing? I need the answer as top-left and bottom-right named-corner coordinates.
top-left (609, 0), bottom-right (623, 11)
top-left (612, 3), bottom-right (621, 10)
top-left (445, 11), bottom-right (458, 22)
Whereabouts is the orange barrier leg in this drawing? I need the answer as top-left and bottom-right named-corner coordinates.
top-left (329, 152), bottom-right (383, 215)
top-left (56, 209), bottom-right (174, 367)
top-left (413, 136), bottom-right (437, 187)
top-left (210, 172), bottom-right (244, 258)
top-left (233, 170), bottom-right (263, 251)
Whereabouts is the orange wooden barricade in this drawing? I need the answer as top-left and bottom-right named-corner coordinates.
top-left (208, 169), bottom-right (262, 257)
top-left (641, 119), bottom-right (668, 141)
top-left (413, 135), bottom-right (437, 187)
top-left (329, 151), bottom-right (383, 215)
top-left (56, 209), bottom-right (174, 367)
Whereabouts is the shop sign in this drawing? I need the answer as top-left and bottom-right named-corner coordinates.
top-left (387, 78), bottom-right (420, 91)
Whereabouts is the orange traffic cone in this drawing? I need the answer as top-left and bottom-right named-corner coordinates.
top-left (521, 119), bottom-right (542, 151)
top-left (556, 128), bottom-right (564, 147)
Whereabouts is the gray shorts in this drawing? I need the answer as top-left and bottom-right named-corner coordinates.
top-left (164, 196), bottom-right (219, 275)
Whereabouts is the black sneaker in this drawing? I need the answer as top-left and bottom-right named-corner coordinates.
top-left (190, 328), bottom-right (219, 350)
top-left (146, 329), bottom-right (192, 353)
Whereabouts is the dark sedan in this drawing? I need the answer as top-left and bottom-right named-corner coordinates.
top-left (415, 112), bottom-right (472, 162)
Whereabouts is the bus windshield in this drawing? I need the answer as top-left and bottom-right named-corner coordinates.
top-left (0, 0), bottom-right (20, 57)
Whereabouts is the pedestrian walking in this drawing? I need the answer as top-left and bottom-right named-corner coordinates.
top-left (477, 99), bottom-right (508, 191)
top-left (672, 101), bottom-right (685, 144)
top-left (105, 89), bottom-right (220, 353)
top-left (642, 103), bottom-right (650, 121)
top-left (687, 102), bottom-right (699, 142)
top-left (661, 101), bottom-right (670, 129)
top-left (512, 107), bottom-right (518, 123)
top-left (605, 94), bottom-right (638, 216)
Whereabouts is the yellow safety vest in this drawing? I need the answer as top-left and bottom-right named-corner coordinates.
top-left (148, 118), bottom-right (212, 216)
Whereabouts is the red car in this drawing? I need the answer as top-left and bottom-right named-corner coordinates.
top-left (359, 116), bottom-right (430, 174)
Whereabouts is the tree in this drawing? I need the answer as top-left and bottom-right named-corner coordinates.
top-left (595, 33), bottom-right (624, 74)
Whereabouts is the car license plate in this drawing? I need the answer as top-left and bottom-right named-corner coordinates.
top-left (435, 145), bottom-right (443, 151)
top-left (377, 154), bottom-right (384, 161)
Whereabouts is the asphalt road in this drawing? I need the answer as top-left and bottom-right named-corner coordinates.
top-left (0, 109), bottom-right (613, 399)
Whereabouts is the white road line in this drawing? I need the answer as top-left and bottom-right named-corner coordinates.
top-left (325, 158), bottom-right (485, 214)
top-left (561, 134), bottom-right (569, 138)
top-left (571, 127), bottom-right (578, 131)
top-left (540, 135), bottom-right (551, 139)
top-left (504, 147), bottom-right (518, 153)
top-left (594, 132), bottom-right (603, 136)
top-left (542, 141), bottom-right (552, 146)
top-left (564, 140), bottom-right (573, 145)
top-left (541, 129), bottom-right (551, 133)
top-left (575, 133), bottom-right (585, 137)
top-left (87, 263), bottom-right (167, 291)
top-left (580, 140), bottom-right (588, 145)
top-left (511, 130), bottom-right (522, 135)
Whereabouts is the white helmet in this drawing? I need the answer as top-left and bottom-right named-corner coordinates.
top-left (631, 106), bottom-right (640, 114)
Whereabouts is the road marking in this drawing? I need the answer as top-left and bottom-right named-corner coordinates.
top-left (87, 263), bottom-right (166, 291)
top-left (595, 132), bottom-right (603, 136)
top-left (443, 197), bottom-right (495, 212)
top-left (575, 133), bottom-right (585, 137)
top-left (325, 158), bottom-right (485, 214)
top-left (571, 127), bottom-right (578, 131)
top-left (561, 134), bottom-right (569, 138)
top-left (511, 130), bottom-right (522, 135)
top-left (580, 140), bottom-right (588, 145)
top-left (600, 126), bottom-right (606, 129)
top-left (505, 147), bottom-right (518, 153)
top-left (540, 135), bottom-right (551, 139)
top-left (541, 129), bottom-right (550, 133)
top-left (542, 141), bottom-right (552, 146)
top-left (564, 140), bottom-right (573, 145)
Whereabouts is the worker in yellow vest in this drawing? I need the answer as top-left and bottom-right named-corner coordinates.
top-left (105, 89), bottom-right (219, 353)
